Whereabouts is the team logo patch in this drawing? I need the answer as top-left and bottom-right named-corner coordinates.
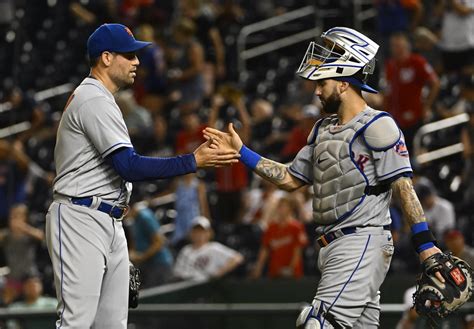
top-left (394, 140), bottom-right (409, 157)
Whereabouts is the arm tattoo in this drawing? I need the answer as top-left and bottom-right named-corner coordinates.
top-left (391, 177), bottom-right (426, 225)
top-left (255, 158), bottom-right (291, 186)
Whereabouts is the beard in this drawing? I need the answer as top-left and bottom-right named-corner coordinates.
top-left (321, 90), bottom-right (341, 114)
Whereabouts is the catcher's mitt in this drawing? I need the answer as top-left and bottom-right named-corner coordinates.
top-left (413, 252), bottom-right (473, 318)
top-left (129, 262), bottom-right (141, 309)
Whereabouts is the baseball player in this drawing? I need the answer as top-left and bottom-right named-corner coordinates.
top-left (45, 23), bottom-right (239, 329)
top-left (204, 27), bottom-right (443, 328)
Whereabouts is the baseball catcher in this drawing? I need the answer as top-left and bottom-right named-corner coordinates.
top-left (413, 252), bottom-right (473, 320)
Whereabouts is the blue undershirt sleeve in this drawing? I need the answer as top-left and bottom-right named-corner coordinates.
top-left (105, 147), bottom-right (197, 182)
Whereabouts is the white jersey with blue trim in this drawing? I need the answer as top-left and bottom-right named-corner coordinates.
top-left (289, 106), bottom-right (412, 232)
top-left (53, 77), bottom-right (132, 206)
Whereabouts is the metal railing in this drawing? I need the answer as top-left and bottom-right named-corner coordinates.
top-left (237, 5), bottom-right (320, 74)
top-left (1, 302), bottom-right (473, 319)
top-left (0, 83), bottom-right (74, 139)
top-left (413, 113), bottom-right (469, 165)
top-left (353, 0), bottom-right (377, 31)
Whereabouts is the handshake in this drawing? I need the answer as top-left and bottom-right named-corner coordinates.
top-left (193, 123), bottom-right (244, 168)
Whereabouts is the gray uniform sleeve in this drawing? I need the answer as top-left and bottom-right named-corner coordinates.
top-left (79, 97), bottom-right (132, 158)
top-left (288, 144), bottom-right (314, 184)
top-left (372, 133), bottom-right (413, 181)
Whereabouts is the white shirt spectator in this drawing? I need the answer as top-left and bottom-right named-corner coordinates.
top-left (173, 241), bottom-right (241, 280)
top-left (440, 0), bottom-right (474, 51)
top-left (424, 196), bottom-right (456, 239)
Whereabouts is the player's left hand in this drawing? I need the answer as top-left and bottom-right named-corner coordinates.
top-left (203, 123), bottom-right (243, 152)
top-left (193, 138), bottom-right (240, 168)
top-left (419, 246), bottom-right (444, 283)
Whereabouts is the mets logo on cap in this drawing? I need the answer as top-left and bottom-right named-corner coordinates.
top-left (124, 26), bottom-right (134, 38)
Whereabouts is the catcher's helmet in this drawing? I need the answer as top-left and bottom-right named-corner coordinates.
top-left (296, 27), bottom-right (379, 93)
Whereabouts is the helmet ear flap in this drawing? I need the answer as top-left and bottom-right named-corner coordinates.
top-left (361, 58), bottom-right (376, 82)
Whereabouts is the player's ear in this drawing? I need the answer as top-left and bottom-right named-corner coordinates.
top-left (101, 51), bottom-right (114, 67)
top-left (338, 81), bottom-right (350, 94)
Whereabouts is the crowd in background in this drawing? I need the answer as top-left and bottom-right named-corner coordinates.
top-left (0, 0), bottom-right (473, 319)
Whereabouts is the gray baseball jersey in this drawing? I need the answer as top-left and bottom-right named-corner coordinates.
top-left (53, 77), bottom-right (132, 206)
top-left (292, 107), bottom-right (404, 328)
top-left (289, 107), bottom-right (412, 232)
top-left (46, 77), bottom-right (132, 329)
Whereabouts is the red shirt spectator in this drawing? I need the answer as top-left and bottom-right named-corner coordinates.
top-left (384, 33), bottom-right (440, 151)
top-left (251, 196), bottom-right (308, 279)
top-left (175, 113), bottom-right (206, 154)
top-left (385, 53), bottom-right (437, 128)
top-left (262, 219), bottom-right (308, 278)
top-left (281, 105), bottom-right (320, 161)
top-left (215, 162), bottom-right (248, 192)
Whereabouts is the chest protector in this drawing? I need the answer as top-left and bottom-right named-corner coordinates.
top-left (310, 108), bottom-right (388, 225)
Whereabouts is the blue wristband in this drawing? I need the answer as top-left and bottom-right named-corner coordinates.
top-left (239, 145), bottom-right (262, 169)
top-left (411, 222), bottom-right (429, 235)
top-left (417, 242), bottom-right (435, 253)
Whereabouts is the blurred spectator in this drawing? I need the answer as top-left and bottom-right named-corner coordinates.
top-left (70, 0), bottom-right (118, 25)
top-left (249, 98), bottom-right (274, 155)
top-left (115, 90), bottom-right (153, 152)
top-left (180, 0), bottom-right (226, 93)
top-left (250, 196), bottom-right (308, 279)
top-left (281, 104), bottom-right (320, 162)
top-left (444, 229), bottom-right (474, 266)
top-left (139, 114), bottom-right (175, 157)
top-left (173, 216), bottom-right (244, 281)
top-left (208, 85), bottom-right (251, 223)
top-left (242, 177), bottom-right (284, 227)
top-left (167, 18), bottom-right (205, 114)
top-left (134, 24), bottom-right (169, 113)
top-left (414, 178), bottom-right (455, 240)
top-left (170, 174), bottom-right (210, 247)
top-left (412, 26), bottom-right (442, 74)
top-left (439, 73), bottom-right (474, 118)
top-left (383, 32), bottom-right (440, 151)
top-left (0, 204), bottom-right (44, 302)
top-left (128, 204), bottom-right (174, 287)
top-left (6, 274), bottom-right (56, 329)
top-left (439, 0), bottom-right (474, 74)
top-left (215, 0), bottom-right (246, 80)
top-left (175, 112), bottom-right (206, 155)
top-left (0, 141), bottom-right (29, 227)
top-left (0, 87), bottom-right (45, 143)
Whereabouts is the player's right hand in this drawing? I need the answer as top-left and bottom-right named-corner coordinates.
top-left (203, 123), bottom-right (243, 152)
top-left (193, 138), bottom-right (240, 168)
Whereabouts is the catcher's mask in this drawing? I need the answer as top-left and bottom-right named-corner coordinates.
top-left (296, 27), bottom-right (378, 93)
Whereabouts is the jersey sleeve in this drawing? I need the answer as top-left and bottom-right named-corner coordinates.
top-left (288, 144), bottom-right (315, 184)
top-left (79, 97), bottom-right (132, 158)
top-left (372, 132), bottom-right (413, 182)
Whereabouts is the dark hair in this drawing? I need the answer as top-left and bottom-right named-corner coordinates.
top-left (88, 55), bottom-right (100, 68)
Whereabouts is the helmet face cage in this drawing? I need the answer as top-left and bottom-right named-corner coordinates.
top-left (296, 37), bottom-right (345, 77)
top-left (296, 27), bottom-right (380, 92)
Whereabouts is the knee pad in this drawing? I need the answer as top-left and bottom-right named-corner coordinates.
top-left (296, 304), bottom-right (323, 329)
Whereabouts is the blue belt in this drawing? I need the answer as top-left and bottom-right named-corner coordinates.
top-left (317, 225), bottom-right (391, 247)
top-left (71, 197), bottom-right (128, 219)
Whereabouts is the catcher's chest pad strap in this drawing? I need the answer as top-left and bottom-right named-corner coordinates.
top-left (411, 230), bottom-right (437, 252)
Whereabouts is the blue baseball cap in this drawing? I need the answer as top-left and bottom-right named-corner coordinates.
top-left (87, 23), bottom-right (151, 59)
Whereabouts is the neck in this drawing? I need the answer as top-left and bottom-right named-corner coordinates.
top-left (337, 95), bottom-right (367, 124)
top-left (89, 68), bottom-right (119, 94)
